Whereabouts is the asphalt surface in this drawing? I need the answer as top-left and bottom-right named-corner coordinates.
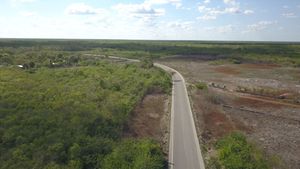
top-left (155, 64), bottom-right (205, 169)
top-left (99, 57), bottom-right (205, 169)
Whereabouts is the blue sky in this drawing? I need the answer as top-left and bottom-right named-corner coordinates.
top-left (0, 0), bottom-right (299, 41)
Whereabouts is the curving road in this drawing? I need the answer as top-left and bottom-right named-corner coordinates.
top-left (103, 56), bottom-right (205, 169)
top-left (155, 63), bottom-right (205, 169)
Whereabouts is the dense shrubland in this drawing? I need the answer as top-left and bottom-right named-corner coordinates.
top-left (0, 61), bottom-right (171, 169)
top-left (0, 39), bottom-right (300, 67)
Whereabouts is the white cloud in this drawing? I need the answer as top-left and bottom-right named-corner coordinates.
top-left (20, 11), bottom-right (37, 17)
top-left (283, 5), bottom-right (289, 9)
top-left (167, 21), bottom-right (193, 30)
top-left (144, 0), bottom-right (182, 8)
top-left (198, 6), bottom-right (207, 12)
top-left (197, 15), bottom-right (217, 20)
top-left (244, 10), bottom-right (254, 15)
top-left (205, 25), bottom-right (234, 33)
top-left (198, 4), bottom-right (242, 20)
top-left (245, 21), bottom-right (277, 33)
top-left (9, 0), bottom-right (36, 6)
top-left (225, 7), bottom-right (241, 14)
top-left (65, 3), bottom-right (104, 15)
top-left (10, 0), bottom-right (36, 3)
top-left (223, 0), bottom-right (237, 6)
top-left (203, 0), bottom-right (211, 4)
top-left (113, 3), bottom-right (165, 18)
top-left (112, 2), bottom-right (166, 29)
top-left (282, 12), bottom-right (297, 18)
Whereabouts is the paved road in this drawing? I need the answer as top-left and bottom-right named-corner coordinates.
top-left (155, 64), bottom-right (205, 169)
top-left (99, 56), bottom-right (205, 169)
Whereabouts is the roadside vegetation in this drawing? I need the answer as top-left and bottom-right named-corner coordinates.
top-left (208, 132), bottom-right (281, 169)
top-left (195, 82), bottom-right (208, 90)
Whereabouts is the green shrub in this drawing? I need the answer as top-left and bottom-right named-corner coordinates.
top-left (215, 132), bottom-right (271, 169)
top-left (103, 139), bottom-right (166, 169)
top-left (195, 82), bottom-right (208, 90)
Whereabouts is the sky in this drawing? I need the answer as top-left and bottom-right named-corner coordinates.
top-left (0, 0), bottom-right (300, 41)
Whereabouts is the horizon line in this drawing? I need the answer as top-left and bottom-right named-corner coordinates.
top-left (0, 37), bottom-right (299, 44)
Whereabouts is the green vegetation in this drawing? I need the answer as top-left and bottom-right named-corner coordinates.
top-left (103, 139), bottom-right (166, 169)
top-left (0, 62), bottom-right (171, 169)
top-left (195, 82), bottom-right (208, 90)
top-left (208, 132), bottom-right (281, 169)
top-left (1, 39), bottom-right (298, 168)
top-left (0, 39), bottom-right (300, 67)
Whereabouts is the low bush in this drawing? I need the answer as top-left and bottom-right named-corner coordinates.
top-left (195, 82), bottom-right (208, 90)
top-left (212, 132), bottom-right (277, 169)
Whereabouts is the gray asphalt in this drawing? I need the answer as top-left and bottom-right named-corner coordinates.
top-left (96, 57), bottom-right (205, 169)
top-left (155, 63), bottom-right (205, 169)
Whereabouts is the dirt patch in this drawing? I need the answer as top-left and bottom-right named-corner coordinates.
top-left (163, 55), bottom-right (228, 61)
top-left (234, 96), bottom-right (284, 109)
top-left (242, 63), bottom-right (281, 69)
top-left (213, 66), bottom-right (240, 75)
top-left (191, 90), bottom-right (249, 143)
top-left (202, 110), bottom-right (235, 139)
top-left (123, 93), bottom-right (170, 154)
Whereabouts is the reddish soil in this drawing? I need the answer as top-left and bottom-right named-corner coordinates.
top-left (123, 93), bottom-right (170, 154)
top-left (213, 66), bottom-right (240, 75)
top-left (241, 63), bottom-right (281, 69)
top-left (235, 93), bottom-right (300, 108)
top-left (202, 110), bottom-right (235, 139)
top-left (159, 59), bottom-right (300, 169)
top-left (124, 94), bottom-right (167, 139)
top-left (191, 90), bottom-right (249, 142)
top-left (234, 95), bottom-right (284, 109)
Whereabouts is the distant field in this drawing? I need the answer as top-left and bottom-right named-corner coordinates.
top-left (0, 39), bottom-right (300, 67)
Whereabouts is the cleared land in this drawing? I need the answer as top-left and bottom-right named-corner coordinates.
top-left (123, 92), bottom-right (170, 156)
top-left (158, 58), bottom-right (300, 169)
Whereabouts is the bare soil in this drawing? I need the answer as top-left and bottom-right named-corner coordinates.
top-left (158, 58), bottom-right (300, 169)
top-left (123, 93), bottom-right (170, 155)
top-left (214, 66), bottom-right (240, 75)
top-left (242, 63), bottom-right (281, 69)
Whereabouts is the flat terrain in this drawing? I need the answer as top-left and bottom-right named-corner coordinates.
top-left (1, 39), bottom-right (300, 169)
top-left (159, 58), bottom-right (300, 169)
top-left (123, 92), bottom-right (170, 155)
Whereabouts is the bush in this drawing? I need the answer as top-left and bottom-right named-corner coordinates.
top-left (195, 82), bottom-right (208, 90)
top-left (103, 139), bottom-right (166, 169)
top-left (214, 132), bottom-right (271, 169)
